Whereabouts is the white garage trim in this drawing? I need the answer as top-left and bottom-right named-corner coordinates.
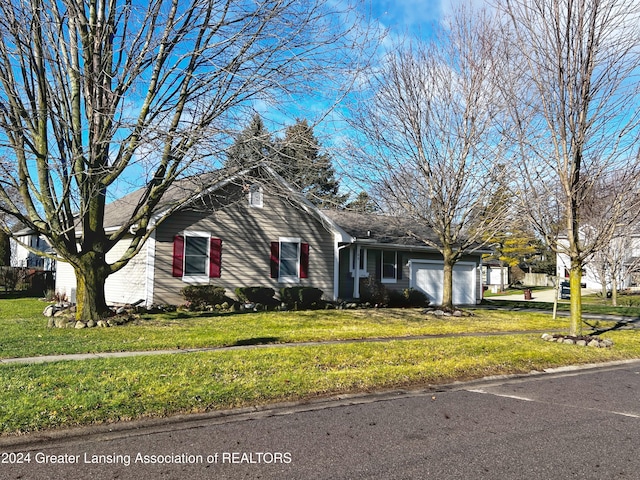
top-left (408, 260), bottom-right (477, 306)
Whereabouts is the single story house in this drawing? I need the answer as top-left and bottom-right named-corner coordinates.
top-left (55, 165), bottom-right (489, 306)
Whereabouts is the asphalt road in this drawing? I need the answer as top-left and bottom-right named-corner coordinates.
top-left (2, 360), bottom-right (640, 480)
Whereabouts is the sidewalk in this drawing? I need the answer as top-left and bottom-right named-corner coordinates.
top-left (0, 329), bottom-right (566, 366)
top-left (3, 293), bottom-right (638, 366)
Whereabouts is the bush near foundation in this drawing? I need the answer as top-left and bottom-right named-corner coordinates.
top-left (181, 285), bottom-right (227, 310)
top-left (235, 287), bottom-right (278, 307)
top-left (281, 286), bottom-right (324, 310)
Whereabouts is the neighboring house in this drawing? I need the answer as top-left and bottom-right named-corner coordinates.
top-left (55, 165), bottom-right (489, 306)
top-left (10, 229), bottom-right (55, 271)
top-left (481, 259), bottom-right (509, 293)
top-left (556, 233), bottom-right (640, 292)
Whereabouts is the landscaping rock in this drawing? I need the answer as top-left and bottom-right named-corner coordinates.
top-left (75, 321), bottom-right (86, 329)
top-left (541, 333), bottom-right (613, 348)
top-left (43, 305), bottom-right (56, 317)
top-left (54, 318), bottom-right (69, 328)
top-left (97, 320), bottom-right (109, 328)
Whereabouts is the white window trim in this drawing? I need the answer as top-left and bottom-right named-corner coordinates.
top-left (381, 250), bottom-right (398, 284)
top-left (278, 237), bottom-right (301, 283)
top-left (182, 230), bottom-right (211, 284)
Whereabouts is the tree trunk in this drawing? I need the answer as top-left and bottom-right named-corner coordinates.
top-left (569, 260), bottom-right (583, 336)
top-left (612, 275), bottom-right (618, 307)
top-left (73, 254), bottom-right (111, 322)
top-left (442, 249), bottom-right (456, 309)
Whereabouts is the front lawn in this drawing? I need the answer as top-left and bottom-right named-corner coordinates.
top-left (1, 297), bottom-right (639, 435)
top-left (2, 332), bottom-right (640, 435)
top-left (0, 297), bottom-right (572, 359)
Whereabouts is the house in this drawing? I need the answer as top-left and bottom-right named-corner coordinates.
top-left (55, 165), bottom-right (488, 306)
top-left (481, 259), bottom-right (509, 293)
top-left (323, 210), bottom-right (488, 305)
top-left (10, 229), bottom-right (55, 271)
top-left (556, 233), bottom-right (640, 292)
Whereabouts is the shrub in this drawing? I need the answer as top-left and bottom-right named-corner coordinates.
top-left (280, 286), bottom-right (324, 310)
top-left (388, 288), bottom-right (430, 307)
top-left (181, 285), bottom-right (227, 310)
top-left (359, 277), bottom-right (389, 306)
top-left (402, 288), bottom-right (430, 307)
top-left (235, 287), bottom-right (278, 307)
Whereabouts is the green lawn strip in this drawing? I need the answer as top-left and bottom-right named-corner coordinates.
top-left (2, 331), bottom-right (639, 435)
top-left (0, 298), bottom-right (576, 359)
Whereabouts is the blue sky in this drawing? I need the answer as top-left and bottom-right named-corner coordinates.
top-left (111, 0), bottom-right (470, 201)
top-left (368, 0), bottom-right (448, 36)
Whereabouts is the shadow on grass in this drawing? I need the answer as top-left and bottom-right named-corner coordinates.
top-left (585, 318), bottom-right (640, 335)
top-left (233, 337), bottom-right (280, 346)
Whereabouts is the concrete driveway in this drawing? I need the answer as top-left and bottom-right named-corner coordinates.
top-left (488, 288), bottom-right (560, 302)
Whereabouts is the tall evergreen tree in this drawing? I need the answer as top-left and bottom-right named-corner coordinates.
top-left (345, 191), bottom-right (379, 213)
top-left (275, 119), bottom-right (347, 208)
top-left (226, 115), bottom-right (274, 169)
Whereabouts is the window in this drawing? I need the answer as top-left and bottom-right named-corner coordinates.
top-left (184, 236), bottom-right (208, 276)
top-left (381, 250), bottom-right (397, 283)
top-left (280, 241), bottom-right (299, 277)
top-left (248, 183), bottom-right (263, 208)
top-left (270, 238), bottom-right (309, 282)
top-left (172, 232), bottom-right (222, 281)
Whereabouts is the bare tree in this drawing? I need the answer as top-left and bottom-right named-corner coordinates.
top-left (497, 0), bottom-right (640, 335)
top-left (0, 0), bottom-right (368, 320)
top-left (347, 5), bottom-right (509, 308)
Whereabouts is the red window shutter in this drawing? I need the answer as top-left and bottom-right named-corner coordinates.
top-left (270, 242), bottom-right (280, 278)
top-left (209, 238), bottom-right (222, 278)
top-left (172, 235), bottom-right (184, 277)
top-left (300, 243), bottom-right (309, 278)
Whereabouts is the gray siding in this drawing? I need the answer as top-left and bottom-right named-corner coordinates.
top-left (338, 246), bottom-right (482, 303)
top-left (153, 184), bottom-right (335, 305)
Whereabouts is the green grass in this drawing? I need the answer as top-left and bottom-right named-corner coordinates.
top-left (2, 332), bottom-right (639, 434)
top-left (1, 296), bottom-right (639, 435)
top-left (0, 297), bottom-right (572, 359)
top-left (483, 287), bottom-right (640, 316)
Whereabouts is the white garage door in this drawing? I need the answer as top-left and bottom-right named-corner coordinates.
top-left (410, 261), bottom-right (476, 305)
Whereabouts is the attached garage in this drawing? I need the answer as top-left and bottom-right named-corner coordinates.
top-left (409, 260), bottom-right (478, 305)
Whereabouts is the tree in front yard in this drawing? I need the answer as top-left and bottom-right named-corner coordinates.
top-left (0, 0), bottom-right (367, 321)
top-left (497, 0), bottom-right (640, 335)
top-left (347, 5), bottom-right (509, 308)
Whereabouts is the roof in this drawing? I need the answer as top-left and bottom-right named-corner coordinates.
top-left (103, 171), bottom-right (223, 229)
top-left (322, 210), bottom-right (439, 247)
top-left (323, 210), bottom-right (493, 254)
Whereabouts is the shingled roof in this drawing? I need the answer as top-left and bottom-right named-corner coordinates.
top-left (102, 172), bottom-right (221, 229)
top-left (322, 210), bottom-right (440, 247)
